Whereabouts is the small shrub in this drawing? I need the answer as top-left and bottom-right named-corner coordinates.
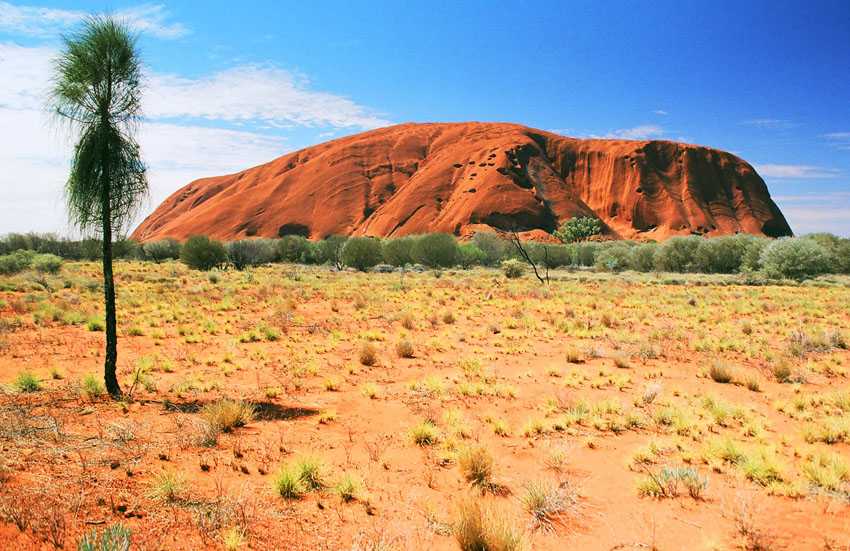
top-left (458, 446), bottom-right (495, 489)
top-left (772, 360), bottom-right (792, 383)
top-left (501, 259), bottom-right (525, 279)
top-left (637, 466), bottom-right (707, 499)
top-left (87, 318), bottom-right (105, 332)
top-left (410, 420), bottom-right (440, 446)
top-left (77, 523), bottom-right (132, 551)
top-left (226, 239), bottom-right (276, 269)
top-left (317, 235), bottom-right (347, 268)
top-left (411, 233), bottom-right (460, 268)
top-left (359, 343), bottom-right (378, 366)
top-left (276, 235), bottom-right (312, 263)
top-left (381, 236), bottom-right (415, 266)
top-left (629, 242), bottom-right (659, 272)
top-left (294, 454), bottom-right (326, 490)
top-left (595, 244), bottom-right (632, 272)
top-left (13, 370), bottom-right (41, 392)
top-left (334, 473), bottom-right (365, 502)
top-left (760, 237), bottom-right (831, 280)
top-left (142, 239), bottom-right (181, 262)
top-left (180, 236), bottom-right (227, 271)
top-left (555, 216), bottom-right (602, 243)
top-left (395, 339), bottom-right (415, 358)
top-left (522, 480), bottom-right (580, 531)
top-left (342, 237), bottom-right (383, 271)
top-left (273, 465), bottom-right (307, 499)
top-left (32, 254), bottom-right (63, 274)
top-left (147, 470), bottom-right (186, 502)
top-left (200, 399), bottom-right (255, 433)
top-left (709, 362), bottom-right (734, 384)
top-left (0, 250), bottom-right (34, 275)
top-left (80, 374), bottom-right (105, 400)
top-left (654, 236), bottom-right (701, 272)
top-left (472, 232), bottom-right (513, 265)
top-left (458, 243), bottom-right (487, 268)
top-left (453, 497), bottom-right (523, 551)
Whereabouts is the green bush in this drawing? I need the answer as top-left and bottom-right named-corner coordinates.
top-left (382, 236), bottom-right (415, 266)
top-left (760, 237), bottom-right (831, 280)
top-left (112, 239), bottom-right (142, 259)
top-left (472, 232), bottom-right (513, 265)
top-left (0, 250), bottom-right (35, 275)
top-left (527, 243), bottom-right (572, 268)
top-left (411, 233), bottom-right (459, 268)
top-left (803, 233), bottom-right (850, 274)
top-left (276, 235), bottom-right (312, 263)
top-left (741, 236), bottom-right (769, 272)
top-left (32, 253), bottom-right (63, 274)
top-left (501, 259), bottom-right (525, 279)
top-left (629, 242), bottom-right (658, 272)
top-left (692, 234), bottom-right (758, 273)
top-left (654, 236), bottom-right (701, 272)
top-left (180, 236), bottom-right (227, 271)
top-left (572, 242), bottom-right (599, 266)
top-left (227, 239), bottom-right (276, 270)
top-left (142, 238), bottom-right (181, 262)
top-left (595, 243), bottom-right (632, 272)
top-left (457, 243), bottom-right (487, 268)
top-left (341, 237), bottom-right (383, 271)
top-left (317, 235), bottom-right (347, 268)
top-left (554, 216), bottom-right (602, 243)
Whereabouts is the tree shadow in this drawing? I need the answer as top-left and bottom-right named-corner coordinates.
top-left (159, 398), bottom-right (318, 421)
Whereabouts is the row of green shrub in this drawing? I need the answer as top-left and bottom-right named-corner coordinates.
top-left (2, 231), bottom-right (849, 281)
top-left (0, 249), bottom-right (63, 275)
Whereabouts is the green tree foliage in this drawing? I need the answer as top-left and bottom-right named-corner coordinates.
top-left (32, 254), bottom-right (63, 274)
top-left (227, 239), bottom-right (276, 269)
top-left (554, 216), bottom-right (602, 243)
top-left (629, 242), bottom-right (659, 272)
top-left (180, 235), bottom-right (227, 271)
top-left (471, 232), bottom-right (513, 265)
top-left (276, 235), bottom-right (311, 263)
top-left (654, 236), bottom-right (702, 272)
top-left (50, 17), bottom-right (148, 397)
top-left (317, 235), bottom-right (347, 269)
top-left (457, 243), bottom-right (486, 268)
top-left (382, 236), bottom-right (415, 266)
top-left (760, 237), bottom-right (831, 280)
top-left (341, 237), bottom-right (382, 271)
top-left (411, 233), bottom-right (459, 268)
top-left (0, 250), bottom-right (35, 275)
top-left (142, 238), bottom-right (181, 262)
top-left (595, 243), bottom-right (633, 272)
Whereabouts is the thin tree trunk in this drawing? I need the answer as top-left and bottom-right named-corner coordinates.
top-left (102, 164), bottom-right (121, 398)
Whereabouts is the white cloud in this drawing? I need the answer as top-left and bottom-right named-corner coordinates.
top-left (0, 106), bottom-right (289, 234)
top-left (742, 118), bottom-right (796, 130)
top-left (653, 110), bottom-right (668, 116)
top-left (0, 41), bottom-right (53, 110)
top-left (0, 2), bottom-right (187, 39)
top-left (599, 124), bottom-right (665, 140)
top-left (754, 164), bottom-right (841, 179)
top-left (147, 65), bottom-right (390, 129)
top-left (0, 41), bottom-right (390, 234)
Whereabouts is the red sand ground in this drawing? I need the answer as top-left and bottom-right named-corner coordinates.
top-left (131, 122), bottom-right (791, 243)
top-left (1, 263), bottom-right (848, 550)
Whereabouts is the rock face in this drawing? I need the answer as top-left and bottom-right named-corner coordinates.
top-left (131, 122), bottom-right (792, 242)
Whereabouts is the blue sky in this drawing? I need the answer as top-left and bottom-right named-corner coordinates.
top-left (1, 0), bottom-right (849, 236)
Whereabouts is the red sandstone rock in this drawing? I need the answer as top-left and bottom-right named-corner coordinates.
top-left (132, 122), bottom-right (791, 242)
